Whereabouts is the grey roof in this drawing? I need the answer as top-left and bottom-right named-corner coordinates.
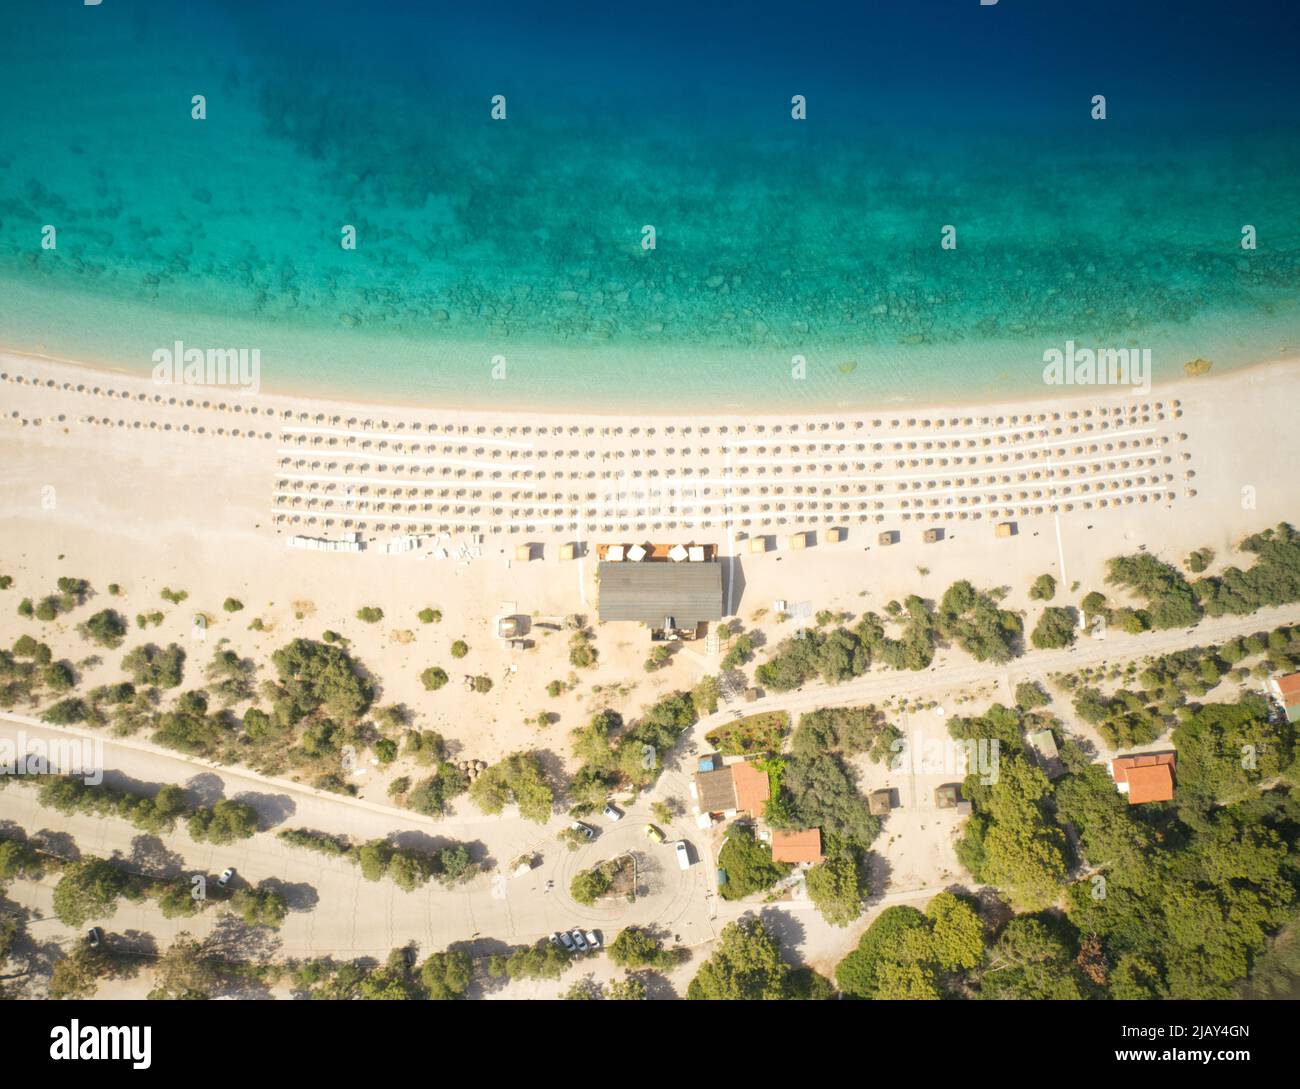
top-left (597, 561), bottom-right (723, 627)
top-left (695, 768), bottom-right (739, 811)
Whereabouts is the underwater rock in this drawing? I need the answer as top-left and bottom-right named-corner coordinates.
top-left (339, 312), bottom-right (360, 327)
top-left (1183, 358), bottom-right (1213, 376)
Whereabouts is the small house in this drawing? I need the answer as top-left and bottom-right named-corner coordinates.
top-left (514, 543), bottom-right (534, 562)
top-left (995, 522), bottom-right (1016, 539)
top-left (1110, 753), bottom-right (1176, 804)
top-left (923, 528), bottom-right (942, 544)
top-left (934, 783), bottom-right (961, 808)
top-left (771, 828), bottom-right (824, 865)
top-left (878, 530), bottom-right (898, 546)
top-left (1268, 671), bottom-right (1300, 722)
top-left (868, 789), bottom-right (894, 816)
top-left (788, 531), bottom-right (809, 550)
top-left (826, 527), bottom-right (846, 543)
top-left (748, 536), bottom-right (769, 554)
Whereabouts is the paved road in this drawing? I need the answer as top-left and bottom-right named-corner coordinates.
top-left (0, 718), bottom-right (714, 961)
top-left (693, 604), bottom-right (1300, 743)
top-left (3, 604), bottom-right (1294, 972)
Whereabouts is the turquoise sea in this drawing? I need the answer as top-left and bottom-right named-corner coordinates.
top-left (1, 0), bottom-right (1298, 411)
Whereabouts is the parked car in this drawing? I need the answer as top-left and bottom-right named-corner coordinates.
top-left (217, 867), bottom-right (235, 887)
top-left (585, 930), bottom-right (601, 950)
top-left (603, 803), bottom-right (624, 822)
top-left (675, 840), bottom-right (692, 870)
top-left (570, 928), bottom-right (588, 952)
top-left (569, 820), bottom-right (595, 840)
top-left (556, 930), bottom-right (576, 952)
top-left (644, 823), bottom-right (665, 843)
top-left (85, 927), bottom-right (102, 948)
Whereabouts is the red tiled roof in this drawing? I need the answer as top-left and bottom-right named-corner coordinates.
top-left (731, 762), bottom-right (771, 816)
top-left (771, 828), bottom-right (823, 864)
top-left (1125, 764), bottom-right (1175, 804)
top-left (1112, 753), bottom-right (1176, 803)
top-left (1275, 672), bottom-right (1300, 704)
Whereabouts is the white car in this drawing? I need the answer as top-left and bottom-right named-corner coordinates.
top-left (569, 820), bottom-right (595, 840)
top-left (603, 803), bottom-right (623, 822)
top-left (555, 931), bottom-right (576, 952)
top-left (675, 840), bottom-right (691, 870)
top-left (218, 867), bottom-right (235, 887)
top-left (570, 928), bottom-right (588, 952)
top-left (585, 930), bottom-right (601, 950)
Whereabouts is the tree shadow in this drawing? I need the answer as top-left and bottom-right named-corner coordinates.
top-left (257, 876), bottom-right (320, 913)
top-left (204, 913), bottom-right (283, 970)
top-left (230, 790), bottom-right (297, 830)
top-left (182, 771), bottom-right (227, 808)
top-left (30, 829), bottom-right (80, 860)
top-left (756, 905), bottom-right (807, 961)
top-left (862, 852), bottom-right (894, 906)
top-left (126, 834), bottom-right (186, 878)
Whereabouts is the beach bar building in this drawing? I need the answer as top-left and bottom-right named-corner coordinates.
top-left (597, 559), bottom-right (723, 640)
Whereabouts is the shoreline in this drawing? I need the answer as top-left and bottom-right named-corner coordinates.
top-left (2, 344), bottom-right (1294, 422)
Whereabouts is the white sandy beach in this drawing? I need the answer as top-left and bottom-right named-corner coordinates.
top-left (2, 347), bottom-right (1299, 986)
top-left (0, 348), bottom-right (1295, 775)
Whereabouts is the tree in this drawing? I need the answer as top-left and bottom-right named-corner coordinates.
top-left (122, 642), bottom-right (186, 688)
top-left (41, 697), bottom-right (89, 725)
top-left (506, 938), bottom-right (572, 980)
top-left (609, 927), bottom-right (682, 970)
top-left (187, 799), bottom-right (259, 845)
top-left (768, 753), bottom-right (880, 850)
top-left (468, 752), bottom-right (553, 823)
top-left (717, 823), bottom-right (791, 900)
top-left (805, 851), bottom-right (866, 926)
top-left (229, 884), bottom-right (289, 928)
top-left (1031, 606), bottom-right (1077, 650)
top-left (926, 892), bottom-right (985, 971)
top-left (836, 906), bottom-right (930, 998)
top-left (1029, 574), bottom-right (1057, 601)
top-left (605, 975), bottom-right (649, 1000)
top-left (149, 933), bottom-right (221, 999)
top-left (420, 666), bottom-right (448, 691)
top-left (691, 675), bottom-right (721, 716)
top-left (1014, 680), bottom-right (1051, 711)
top-left (48, 945), bottom-right (116, 1000)
top-left (79, 610), bottom-right (127, 648)
top-left (687, 917), bottom-right (790, 1000)
top-left (420, 949), bottom-right (473, 999)
top-left (975, 916), bottom-right (1083, 1000)
top-left (269, 638), bottom-right (372, 721)
top-left (571, 861), bottom-right (616, 905)
top-left (970, 760), bottom-right (1068, 910)
top-left (450, 640), bottom-right (469, 659)
top-left (52, 858), bottom-right (131, 927)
